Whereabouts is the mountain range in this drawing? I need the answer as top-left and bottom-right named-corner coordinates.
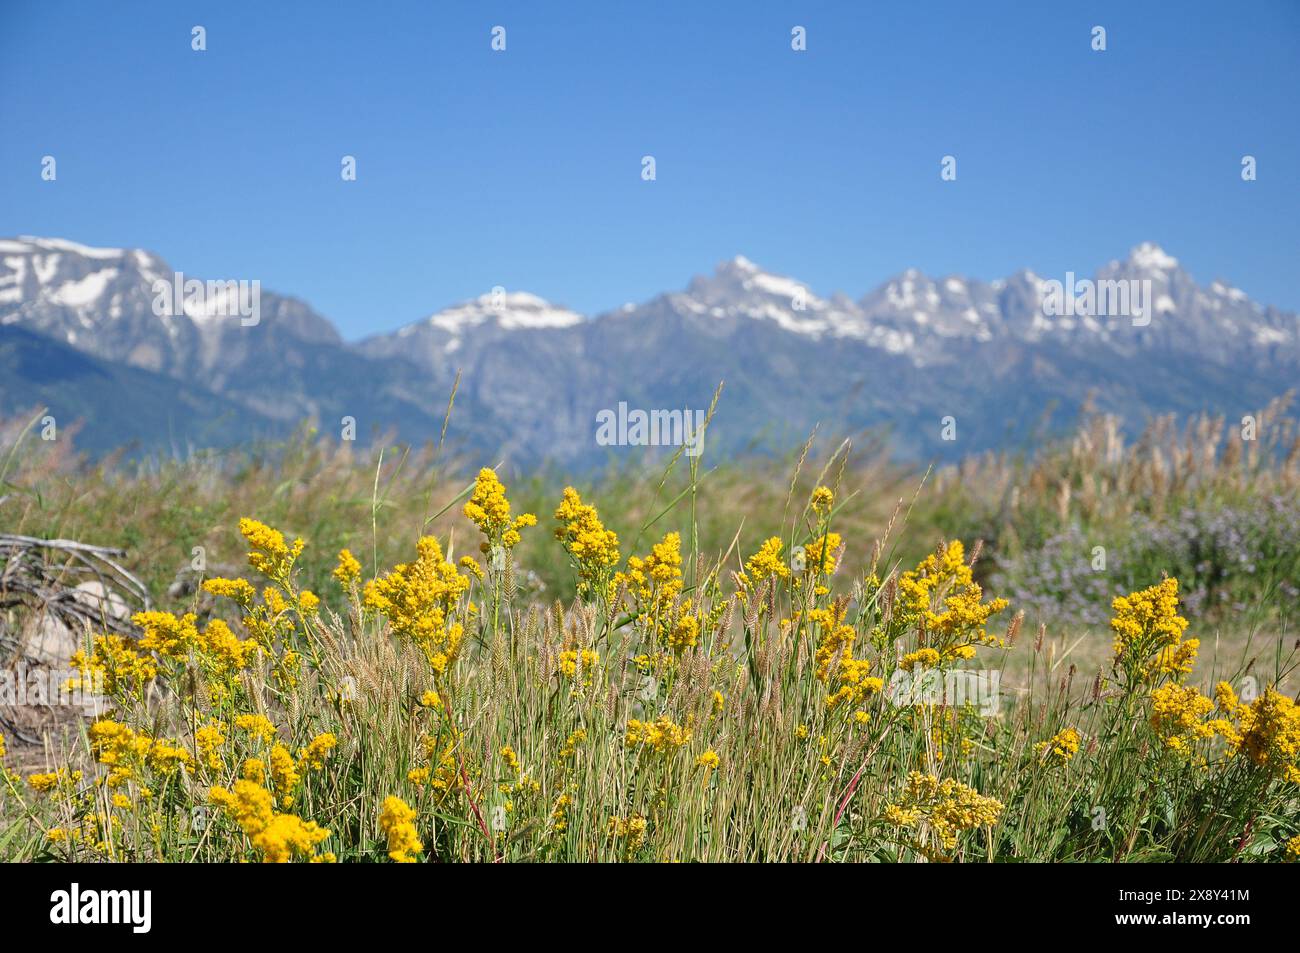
top-left (1, 235), bottom-right (1295, 466)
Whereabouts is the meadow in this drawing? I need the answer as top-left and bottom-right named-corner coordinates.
top-left (0, 396), bottom-right (1297, 862)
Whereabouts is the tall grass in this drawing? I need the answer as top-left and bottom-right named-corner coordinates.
top-left (3, 395), bottom-right (1297, 623)
top-left (1, 401), bottom-right (1298, 862)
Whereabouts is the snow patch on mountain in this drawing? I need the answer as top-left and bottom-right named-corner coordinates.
top-left (398, 291), bottom-right (583, 344)
top-left (18, 236), bottom-right (126, 260)
top-left (49, 268), bottom-right (119, 307)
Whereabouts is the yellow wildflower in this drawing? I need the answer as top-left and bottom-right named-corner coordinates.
top-left (252, 813), bottom-right (331, 864)
top-left (239, 517), bottom-right (304, 581)
top-left (464, 467), bottom-right (536, 552)
top-left (893, 541), bottom-right (1008, 665)
top-left (27, 769), bottom-right (82, 794)
top-left (269, 744), bottom-right (300, 806)
top-left (500, 745), bottom-right (520, 774)
top-left (553, 487), bottom-right (620, 596)
top-left (332, 549), bottom-right (362, 588)
top-left (625, 715), bottom-right (693, 754)
top-left (810, 485), bottom-right (834, 515)
top-left (419, 690), bottom-right (443, 710)
top-left (900, 647), bottom-right (941, 671)
top-left (557, 648), bottom-right (599, 682)
top-left (202, 576), bottom-right (257, 606)
top-left (195, 723), bottom-right (227, 771)
top-left (607, 814), bottom-right (648, 853)
top-left (803, 531), bottom-right (843, 575)
top-left (298, 733), bottom-right (337, 771)
top-left (146, 740), bottom-right (191, 775)
top-left (133, 610), bottom-right (201, 661)
top-left (379, 796), bottom-right (423, 863)
top-left (200, 618), bottom-right (260, 677)
top-left (234, 714), bottom-right (277, 743)
top-left (1218, 687), bottom-right (1300, 782)
top-left (1037, 727), bottom-right (1081, 766)
top-left (364, 536), bottom-right (470, 674)
top-left (1150, 683), bottom-right (1216, 751)
top-left (558, 728), bottom-right (587, 761)
top-left (739, 536), bottom-right (790, 591)
top-left (810, 602), bottom-right (883, 707)
top-left (68, 635), bottom-right (157, 701)
top-left (617, 531), bottom-right (684, 611)
top-left (210, 779), bottom-right (328, 863)
top-left (1110, 578), bottom-right (1191, 684)
top-left (884, 772), bottom-right (1003, 855)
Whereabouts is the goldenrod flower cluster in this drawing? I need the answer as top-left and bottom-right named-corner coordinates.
top-left (379, 796), bottom-right (423, 863)
top-left (607, 814), bottom-right (648, 854)
top-left (88, 719), bottom-right (191, 784)
top-left (899, 647), bottom-right (941, 671)
top-left (884, 771), bottom-right (1004, 856)
top-left (557, 648), bottom-right (599, 681)
top-left (238, 517), bottom-right (304, 583)
top-left (897, 541), bottom-right (1007, 655)
top-left (1111, 578), bottom-right (1194, 684)
top-left (618, 531), bottom-right (684, 611)
top-left (1215, 685), bottom-right (1300, 783)
top-left (464, 467), bottom-right (537, 553)
top-left (210, 779), bottom-right (332, 863)
top-left (614, 532), bottom-right (704, 658)
top-left (332, 548), bottom-right (362, 589)
top-left (804, 531), bottom-right (843, 576)
top-left (67, 634), bottom-right (157, 701)
top-left (626, 715), bottom-right (693, 754)
top-left (810, 602), bottom-right (883, 708)
top-left (27, 768), bottom-right (83, 795)
top-left (364, 536), bottom-right (472, 674)
top-left (810, 485), bottom-right (835, 515)
top-left (553, 487), bottom-right (621, 596)
top-left (1037, 727), bottom-right (1081, 766)
top-left (1150, 683), bottom-right (1218, 751)
top-left (738, 536), bottom-right (789, 592)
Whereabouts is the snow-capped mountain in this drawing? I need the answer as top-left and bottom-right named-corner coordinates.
top-left (1, 236), bottom-right (1296, 464)
top-left (669, 254), bottom-right (851, 337)
top-left (358, 290), bottom-right (583, 371)
top-left (0, 236), bottom-right (339, 377)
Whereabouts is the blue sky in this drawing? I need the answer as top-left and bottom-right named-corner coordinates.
top-left (2, 1), bottom-right (1297, 339)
